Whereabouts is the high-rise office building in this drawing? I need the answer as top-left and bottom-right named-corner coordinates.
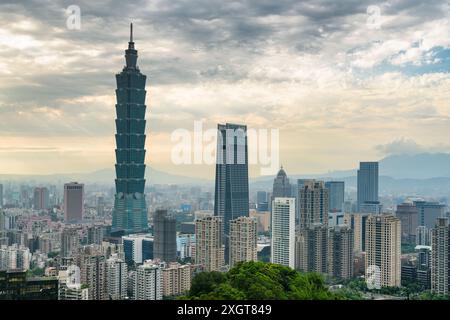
top-left (414, 201), bottom-right (445, 229)
top-left (153, 209), bottom-right (177, 263)
top-left (106, 253), bottom-right (128, 300)
top-left (272, 166), bottom-right (292, 225)
top-left (365, 214), bottom-right (401, 287)
top-left (33, 187), bottom-right (49, 211)
top-left (395, 202), bottom-right (418, 243)
top-left (214, 123), bottom-right (249, 263)
top-left (229, 216), bottom-right (257, 267)
top-left (431, 217), bottom-right (450, 294)
top-left (298, 180), bottom-right (329, 229)
top-left (272, 166), bottom-right (291, 198)
top-left (359, 201), bottom-right (382, 214)
top-left (122, 234), bottom-right (153, 265)
top-left (271, 198), bottom-right (295, 268)
top-left (64, 182), bottom-right (84, 223)
top-left (133, 260), bottom-right (162, 300)
top-left (328, 225), bottom-right (354, 279)
top-left (112, 24), bottom-right (148, 235)
top-left (357, 162), bottom-right (379, 212)
top-left (295, 223), bottom-right (328, 274)
top-left (96, 196), bottom-right (105, 217)
top-left (325, 181), bottom-right (345, 213)
top-left (195, 216), bottom-right (224, 272)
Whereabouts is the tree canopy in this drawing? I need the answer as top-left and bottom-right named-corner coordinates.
top-left (181, 261), bottom-right (343, 300)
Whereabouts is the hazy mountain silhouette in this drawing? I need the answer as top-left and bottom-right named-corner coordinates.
top-left (1, 153), bottom-right (449, 194)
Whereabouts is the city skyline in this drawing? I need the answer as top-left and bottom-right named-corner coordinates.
top-left (1, 1), bottom-right (450, 179)
top-left (2, 0), bottom-right (450, 305)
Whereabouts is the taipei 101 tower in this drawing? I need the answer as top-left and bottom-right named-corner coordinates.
top-left (112, 24), bottom-right (148, 235)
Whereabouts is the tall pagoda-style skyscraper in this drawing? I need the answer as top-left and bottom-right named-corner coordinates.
top-left (112, 23), bottom-right (148, 235)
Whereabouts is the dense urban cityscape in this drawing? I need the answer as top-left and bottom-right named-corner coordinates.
top-left (1, 24), bottom-right (450, 301)
top-left (1, 1), bottom-right (450, 308)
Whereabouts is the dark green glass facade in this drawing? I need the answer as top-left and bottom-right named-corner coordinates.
top-left (214, 123), bottom-right (249, 263)
top-left (112, 24), bottom-right (148, 235)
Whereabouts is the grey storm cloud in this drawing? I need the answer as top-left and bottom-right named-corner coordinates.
top-left (0, 0), bottom-right (449, 137)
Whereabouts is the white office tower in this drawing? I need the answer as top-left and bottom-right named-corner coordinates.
top-left (229, 216), bottom-right (258, 267)
top-left (134, 260), bottom-right (162, 300)
top-left (365, 214), bottom-right (401, 288)
top-left (106, 253), bottom-right (128, 300)
top-left (431, 217), bottom-right (450, 294)
top-left (271, 198), bottom-right (295, 268)
top-left (122, 234), bottom-right (153, 264)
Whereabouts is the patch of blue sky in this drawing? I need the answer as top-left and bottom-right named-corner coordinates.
top-left (352, 46), bottom-right (450, 79)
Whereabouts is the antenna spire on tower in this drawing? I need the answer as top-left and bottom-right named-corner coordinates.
top-left (130, 22), bottom-right (133, 42)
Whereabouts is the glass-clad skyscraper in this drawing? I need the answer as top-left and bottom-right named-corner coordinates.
top-left (112, 24), bottom-right (148, 235)
top-left (357, 162), bottom-right (379, 212)
top-left (214, 123), bottom-right (249, 263)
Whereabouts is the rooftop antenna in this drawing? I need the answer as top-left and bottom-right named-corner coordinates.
top-left (130, 22), bottom-right (133, 43)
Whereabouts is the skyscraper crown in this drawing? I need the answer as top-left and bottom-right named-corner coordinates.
top-left (125, 23), bottom-right (138, 70)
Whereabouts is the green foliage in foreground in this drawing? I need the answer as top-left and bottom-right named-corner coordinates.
top-left (180, 261), bottom-right (343, 300)
top-left (413, 291), bottom-right (450, 300)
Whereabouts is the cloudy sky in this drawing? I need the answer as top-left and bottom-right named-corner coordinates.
top-left (0, 0), bottom-right (449, 178)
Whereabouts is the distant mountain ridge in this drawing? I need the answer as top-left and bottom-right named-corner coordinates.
top-left (0, 167), bottom-right (211, 186)
top-left (250, 153), bottom-right (450, 196)
top-left (288, 153), bottom-right (450, 180)
top-left (1, 153), bottom-right (449, 194)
